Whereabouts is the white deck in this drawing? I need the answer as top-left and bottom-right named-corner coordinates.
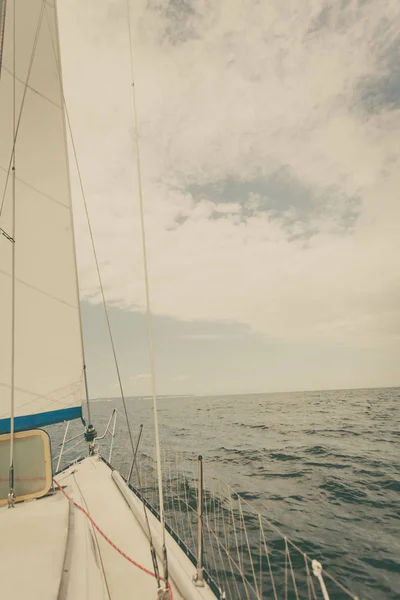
top-left (0, 456), bottom-right (218, 600)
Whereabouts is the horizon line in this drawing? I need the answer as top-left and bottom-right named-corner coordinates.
top-left (90, 384), bottom-right (399, 402)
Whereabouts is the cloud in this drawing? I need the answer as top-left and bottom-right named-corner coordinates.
top-left (59, 0), bottom-right (400, 352)
top-left (356, 37), bottom-right (400, 115)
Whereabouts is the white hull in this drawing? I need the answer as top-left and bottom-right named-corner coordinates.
top-left (0, 455), bottom-right (217, 600)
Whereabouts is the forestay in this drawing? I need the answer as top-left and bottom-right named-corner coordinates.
top-left (0, 0), bottom-right (83, 433)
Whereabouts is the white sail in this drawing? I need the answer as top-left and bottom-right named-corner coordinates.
top-left (0, 0), bottom-right (83, 433)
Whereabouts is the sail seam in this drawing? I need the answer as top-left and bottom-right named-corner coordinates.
top-left (0, 379), bottom-right (82, 417)
top-left (0, 66), bottom-right (62, 108)
top-left (0, 0), bottom-right (46, 219)
top-left (0, 163), bottom-right (70, 210)
top-left (0, 268), bottom-right (78, 309)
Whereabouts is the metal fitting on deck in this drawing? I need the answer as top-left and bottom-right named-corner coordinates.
top-left (84, 424), bottom-right (97, 443)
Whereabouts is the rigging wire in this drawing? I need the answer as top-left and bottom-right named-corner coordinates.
top-left (44, 4), bottom-right (165, 592)
top-left (44, 0), bottom-right (134, 459)
top-left (0, 0), bottom-right (7, 81)
top-left (124, 0), bottom-right (169, 590)
top-left (0, 0), bottom-right (46, 220)
top-left (8, 0), bottom-right (16, 508)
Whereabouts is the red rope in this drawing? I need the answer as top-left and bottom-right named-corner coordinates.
top-left (53, 478), bottom-right (173, 599)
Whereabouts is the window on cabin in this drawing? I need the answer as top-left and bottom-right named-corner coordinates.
top-left (0, 429), bottom-right (52, 505)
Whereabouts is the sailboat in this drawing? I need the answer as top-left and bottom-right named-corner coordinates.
top-left (0, 0), bottom-right (216, 598)
top-left (0, 1), bottom-right (362, 599)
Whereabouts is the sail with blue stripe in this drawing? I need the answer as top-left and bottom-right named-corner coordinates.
top-left (0, 0), bottom-right (84, 434)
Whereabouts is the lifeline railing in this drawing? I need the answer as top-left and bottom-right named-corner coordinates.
top-left (123, 447), bottom-right (361, 600)
top-left (53, 409), bottom-right (118, 473)
top-left (52, 416), bottom-right (361, 600)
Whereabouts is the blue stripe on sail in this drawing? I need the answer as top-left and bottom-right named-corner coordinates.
top-left (0, 406), bottom-right (82, 434)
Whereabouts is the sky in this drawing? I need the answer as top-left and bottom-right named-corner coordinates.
top-left (57, 0), bottom-right (400, 397)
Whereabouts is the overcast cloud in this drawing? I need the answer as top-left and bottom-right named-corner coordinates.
top-left (57, 0), bottom-right (400, 395)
